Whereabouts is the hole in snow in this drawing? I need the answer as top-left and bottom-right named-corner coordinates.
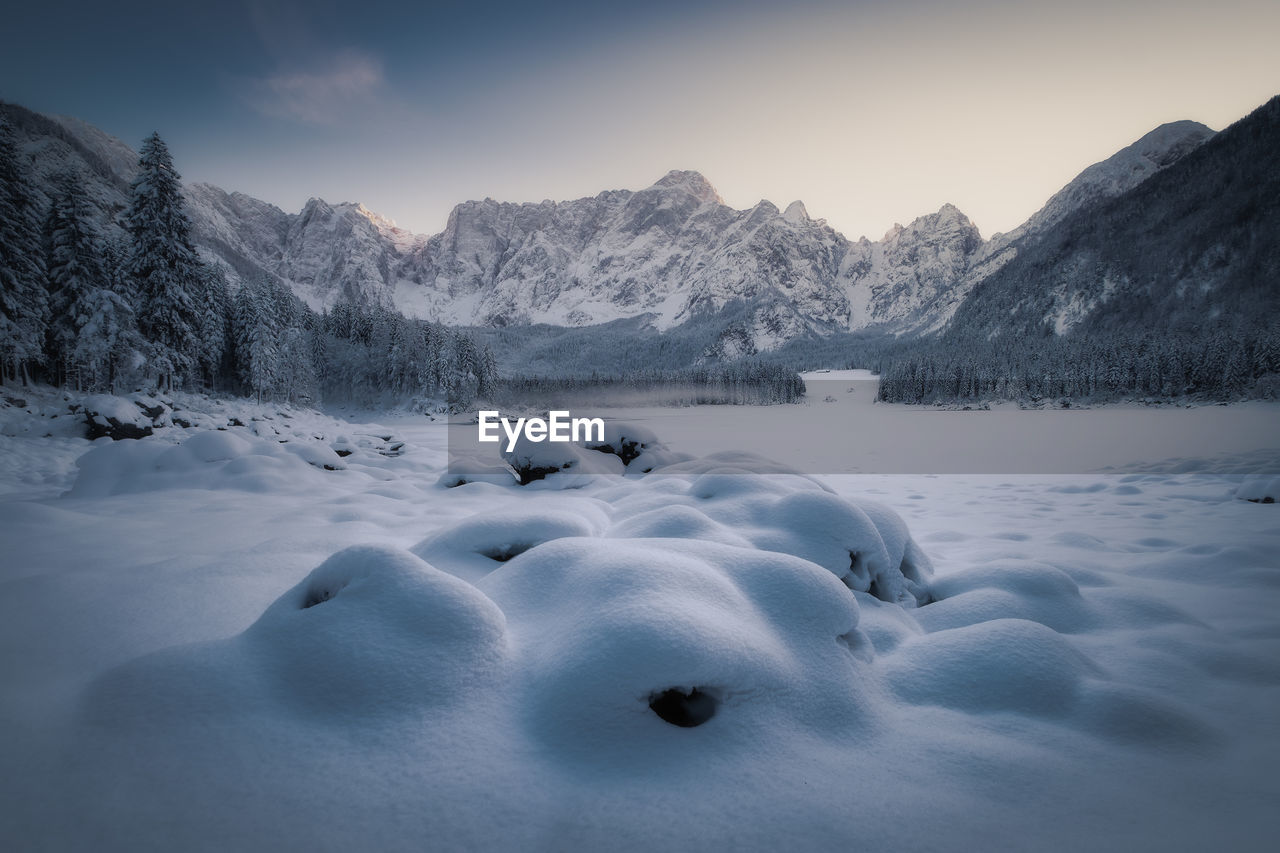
top-left (843, 550), bottom-right (871, 593)
top-left (301, 584), bottom-right (344, 609)
top-left (649, 687), bottom-right (718, 727)
top-left (867, 577), bottom-right (883, 601)
top-left (476, 542), bottom-right (535, 563)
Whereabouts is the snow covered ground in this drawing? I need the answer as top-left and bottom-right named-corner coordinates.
top-left (1, 387), bottom-right (1279, 851)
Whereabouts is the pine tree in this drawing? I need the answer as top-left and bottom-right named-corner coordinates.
top-left (0, 117), bottom-right (49, 384)
top-left (193, 264), bottom-right (231, 387)
top-left (43, 171), bottom-right (106, 387)
top-left (232, 278), bottom-right (280, 402)
top-left (69, 283), bottom-right (142, 393)
top-left (126, 132), bottom-right (203, 391)
top-left (477, 345), bottom-right (499, 399)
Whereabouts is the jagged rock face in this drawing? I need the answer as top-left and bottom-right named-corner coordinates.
top-left (406, 173), bottom-right (995, 345)
top-left (279, 198), bottom-right (425, 309)
top-left (184, 186), bottom-right (426, 310)
top-left (840, 204), bottom-right (985, 332)
top-left (4, 101), bottom-right (1217, 353)
top-left (404, 173), bottom-right (853, 336)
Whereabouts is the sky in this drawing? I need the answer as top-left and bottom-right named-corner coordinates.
top-left (3, 0), bottom-right (1278, 241)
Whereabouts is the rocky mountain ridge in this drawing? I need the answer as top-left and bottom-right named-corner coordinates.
top-left (0, 99), bottom-right (1218, 353)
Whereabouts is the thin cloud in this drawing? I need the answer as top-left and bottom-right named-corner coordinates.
top-left (243, 51), bottom-right (385, 124)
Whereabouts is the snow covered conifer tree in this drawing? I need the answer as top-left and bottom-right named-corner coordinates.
top-left (232, 277), bottom-right (280, 402)
top-left (125, 132), bottom-right (202, 390)
top-left (69, 282), bottom-right (142, 393)
top-left (193, 264), bottom-right (231, 387)
top-left (43, 171), bottom-right (106, 386)
top-left (0, 117), bottom-right (49, 384)
top-left (477, 345), bottom-right (499, 399)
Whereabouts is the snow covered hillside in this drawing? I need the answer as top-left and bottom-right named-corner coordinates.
top-left (1, 393), bottom-right (1278, 851)
top-left (0, 101), bottom-right (1215, 354)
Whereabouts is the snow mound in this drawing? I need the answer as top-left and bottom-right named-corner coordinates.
top-left (88, 546), bottom-right (508, 722)
top-left (477, 537), bottom-right (872, 757)
top-left (605, 461), bottom-right (933, 607)
top-left (1235, 474), bottom-right (1278, 503)
top-left (411, 500), bottom-right (611, 583)
top-left (437, 455), bottom-right (517, 488)
top-left (915, 560), bottom-right (1097, 634)
top-left (68, 429), bottom-right (356, 497)
top-left (881, 618), bottom-right (1098, 715)
top-left (501, 434), bottom-right (626, 487)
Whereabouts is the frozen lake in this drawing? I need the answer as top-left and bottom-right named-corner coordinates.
top-left (451, 371), bottom-right (1280, 475)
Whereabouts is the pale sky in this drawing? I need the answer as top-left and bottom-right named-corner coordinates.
top-left (3, 0), bottom-right (1278, 240)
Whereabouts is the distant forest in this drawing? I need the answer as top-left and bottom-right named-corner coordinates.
top-left (0, 120), bottom-right (506, 406)
top-left (496, 362), bottom-right (806, 408)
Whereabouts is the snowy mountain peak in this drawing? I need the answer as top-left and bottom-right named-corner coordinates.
top-left (1131, 120), bottom-right (1215, 167)
top-left (782, 200), bottom-right (809, 224)
top-left (648, 170), bottom-right (723, 205)
top-left (925, 204), bottom-right (980, 239)
top-left (935, 202), bottom-right (967, 221)
top-left (1014, 119), bottom-right (1215, 240)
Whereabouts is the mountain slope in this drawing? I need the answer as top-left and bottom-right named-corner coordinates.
top-left (946, 96), bottom-right (1278, 340)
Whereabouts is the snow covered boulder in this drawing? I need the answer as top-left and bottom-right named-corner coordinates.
top-left (68, 430), bottom-right (351, 497)
top-left (412, 501), bottom-right (610, 583)
top-left (879, 618), bottom-right (1099, 716)
top-left (81, 395), bottom-right (154, 440)
top-left (283, 440), bottom-right (347, 471)
top-left (607, 463), bottom-right (933, 608)
top-left (128, 394), bottom-right (172, 427)
top-left (501, 434), bottom-right (625, 486)
top-left (1236, 474), bottom-right (1279, 503)
top-left (622, 445), bottom-right (692, 474)
top-left (582, 422), bottom-right (662, 466)
top-left (87, 546), bottom-right (509, 724)
top-left (437, 455), bottom-right (518, 488)
top-left (478, 537), bottom-right (874, 758)
top-left (246, 546), bottom-right (509, 715)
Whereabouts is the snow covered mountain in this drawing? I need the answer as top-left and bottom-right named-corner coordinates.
top-left (184, 184), bottom-right (428, 310)
top-left (948, 120), bottom-right (1218, 331)
top-left (0, 100), bottom-right (1217, 353)
top-left (945, 96), bottom-right (1278, 341)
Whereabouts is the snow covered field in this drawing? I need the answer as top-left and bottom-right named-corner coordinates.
top-left (2, 388), bottom-right (1279, 851)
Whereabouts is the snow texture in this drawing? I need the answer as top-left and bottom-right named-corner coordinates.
top-left (1, 392), bottom-right (1278, 851)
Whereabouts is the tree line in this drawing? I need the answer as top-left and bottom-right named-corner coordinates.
top-left (874, 325), bottom-right (1280, 404)
top-left (0, 119), bottom-right (498, 405)
top-left (497, 361), bottom-right (806, 407)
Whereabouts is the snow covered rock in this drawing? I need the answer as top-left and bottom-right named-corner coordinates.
top-left (87, 546), bottom-right (509, 722)
top-left (477, 537), bottom-right (874, 754)
top-left (437, 455), bottom-right (519, 488)
top-left (67, 429), bottom-right (353, 497)
top-left (582, 421), bottom-right (662, 465)
top-left (605, 458), bottom-right (933, 607)
top-left (501, 435), bottom-right (626, 486)
top-left (1235, 474), bottom-right (1279, 503)
top-left (81, 395), bottom-right (154, 440)
top-left (411, 501), bottom-right (611, 583)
